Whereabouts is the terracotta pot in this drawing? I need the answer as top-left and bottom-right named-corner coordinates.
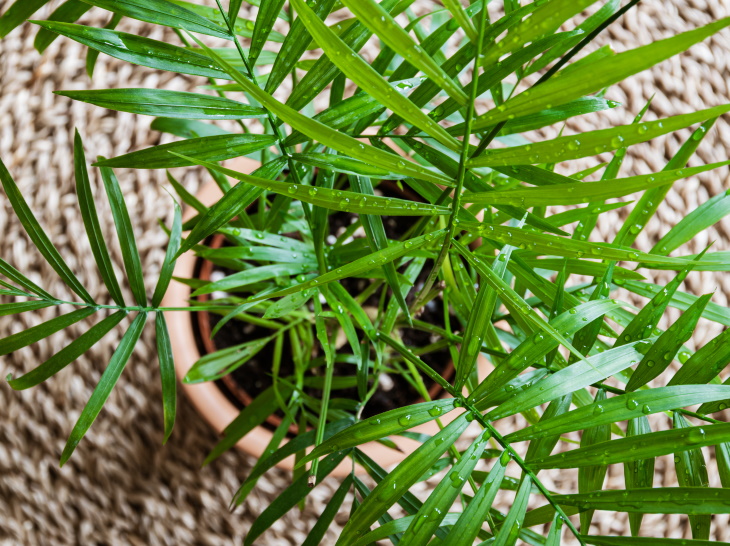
top-left (162, 159), bottom-right (489, 474)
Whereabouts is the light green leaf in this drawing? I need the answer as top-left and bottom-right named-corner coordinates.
top-left (339, 0), bottom-right (467, 107)
top-left (531, 421), bottom-right (730, 469)
top-left (337, 413), bottom-right (471, 545)
top-left (462, 162), bottom-right (730, 206)
top-left (507, 385), bottom-right (730, 443)
top-left (299, 399), bottom-right (458, 466)
top-left (493, 475), bottom-right (532, 546)
top-left (486, 342), bottom-right (649, 421)
top-left (191, 38), bottom-right (453, 185)
top-left (289, 0), bottom-right (461, 152)
top-left (473, 17), bottom-right (730, 126)
top-left (625, 293), bottom-right (711, 391)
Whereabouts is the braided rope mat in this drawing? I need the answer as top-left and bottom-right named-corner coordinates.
top-left (0, 0), bottom-right (729, 543)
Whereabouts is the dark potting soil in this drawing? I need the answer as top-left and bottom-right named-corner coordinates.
top-left (196, 179), bottom-right (454, 421)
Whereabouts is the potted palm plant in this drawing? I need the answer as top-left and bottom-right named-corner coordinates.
top-left (2, 0), bottom-right (730, 543)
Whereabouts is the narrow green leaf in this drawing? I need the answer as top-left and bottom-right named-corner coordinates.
top-left (625, 293), bottom-right (711, 391)
top-left (78, 0), bottom-right (228, 38)
top-left (493, 475), bottom-right (532, 546)
top-left (1, 158), bottom-right (94, 304)
top-left (350, 175), bottom-right (410, 320)
top-left (578, 389), bottom-right (610, 532)
top-left (232, 418), bottom-right (354, 506)
top-left (585, 537), bottom-right (730, 546)
top-left (58, 89), bottom-right (265, 120)
top-left (0, 307), bottom-right (96, 357)
top-left (486, 342), bottom-right (650, 421)
top-left (0, 0), bottom-right (47, 37)
top-left (461, 221), bottom-right (689, 267)
top-left (244, 450), bottom-right (350, 546)
top-left (183, 337), bottom-right (270, 383)
top-left (151, 201), bottom-right (182, 308)
top-left (615, 250), bottom-right (707, 349)
top-left (86, 11), bottom-right (122, 77)
top-left (34, 0), bottom-right (91, 53)
top-left (474, 17), bottom-right (730, 126)
top-left (653, 188), bottom-right (730, 255)
top-left (481, 0), bottom-right (597, 67)
top-left (673, 413), bottom-right (710, 539)
top-left (531, 421), bottom-right (730, 469)
top-left (507, 385), bottom-right (730, 443)
top-left (0, 258), bottom-right (54, 300)
top-left (462, 162), bottom-right (730, 206)
top-left (248, 0), bottom-right (286, 64)
top-left (7, 310), bottom-right (126, 390)
top-left (94, 134), bottom-right (276, 169)
top-left (191, 39), bottom-right (453, 185)
top-left (337, 413), bottom-right (471, 545)
top-left (353, 513), bottom-right (463, 546)
top-left (299, 399), bottom-right (458, 466)
top-left (339, 0), bottom-right (467, 107)
top-left (715, 442), bottom-right (730, 488)
top-left (301, 475), bottom-right (354, 546)
top-left (439, 451), bottom-right (508, 546)
top-left (60, 311), bottom-right (147, 465)
top-left (616, 118), bottom-right (717, 247)
top-left (176, 157), bottom-right (287, 257)
top-left (0, 300), bottom-right (54, 317)
top-left (74, 130), bottom-right (125, 307)
top-left (172, 153), bottom-right (450, 217)
top-left (524, 394), bottom-right (572, 463)
top-left (289, 0), bottom-right (461, 151)
top-left (155, 312), bottom-right (176, 444)
top-left (264, 0), bottom-right (337, 93)
top-left (151, 117), bottom-right (230, 139)
top-left (204, 382), bottom-right (295, 465)
top-left (624, 416), bottom-right (654, 536)
top-left (32, 21), bottom-right (232, 79)
top-left (453, 239), bottom-right (598, 373)
top-left (546, 512), bottom-right (564, 546)
top-left (98, 164), bottom-right (146, 307)
top-left (553, 488), bottom-right (730, 514)
top-left (293, 153), bottom-right (409, 181)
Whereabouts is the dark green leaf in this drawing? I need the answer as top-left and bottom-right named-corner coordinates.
top-left (32, 21), bottom-right (232, 79)
top-left (74, 130), bottom-right (125, 307)
top-left (58, 89), bottom-right (265, 120)
top-left (155, 312), bottom-right (176, 444)
top-left (60, 311), bottom-right (147, 465)
top-left (1, 157), bottom-right (94, 304)
top-left (337, 413), bottom-right (471, 545)
top-left (94, 134), bottom-right (276, 170)
top-left (7, 310), bottom-right (126, 390)
top-left (151, 201), bottom-right (182, 308)
top-left (0, 307), bottom-right (96, 357)
top-left (79, 0), bottom-right (228, 38)
top-left (98, 164), bottom-right (146, 307)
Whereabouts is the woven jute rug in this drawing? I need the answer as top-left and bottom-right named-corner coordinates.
top-left (1, 1), bottom-right (729, 544)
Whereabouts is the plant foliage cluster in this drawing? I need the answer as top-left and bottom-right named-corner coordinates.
top-left (1, 0), bottom-right (730, 543)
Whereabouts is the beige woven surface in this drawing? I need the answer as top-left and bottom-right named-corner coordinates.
top-left (0, 1), bottom-right (729, 544)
